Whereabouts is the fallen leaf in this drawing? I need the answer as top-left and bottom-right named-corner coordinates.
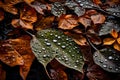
top-left (9, 35), bottom-right (35, 80)
top-left (0, 9), bottom-right (4, 21)
top-left (50, 69), bottom-right (68, 80)
top-left (111, 29), bottom-right (118, 39)
top-left (113, 43), bottom-right (120, 52)
top-left (11, 5), bottom-right (37, 29)
top-left (0, 41), bottom-right (24, 67)
top-left (103, 38), bottom-right (115, 45)
top-left (35, 16), bottom-right (55, 31)
top-left (0, 65), bottom-right (6, 80)
top-left (78, 17), bottom-right (91, 28)
top-left (58, 15), bottom-right (78, 30)
top-left (91, 14), bottom-right (106, 24)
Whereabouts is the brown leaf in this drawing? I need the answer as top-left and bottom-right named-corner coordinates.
top-left (65, 32), bottom-right (88, 46)
top-left (9, 35), bottom-right (35, 80)
top-left (113, 42), bottom-right (120, 51)
top-left (50, 69), bottom-right (67, 80)
top-left (0, 41), bottom-right (24, 67)
top-left (103, 38), bottom-right (115, 45)
top-left (58, 15), bottom-right (78, 30)
top-left (78, 17), bottom-right (91, 28)
top-left (0, 9), bottom-right (4, 21)
top-left (111, 29), bottom-right (118, 39)
top-left (0, 65), bottom-right (6, 80)
top-left (20, 5), bottom-right (37, 23)
top-left (4, 0), bottom-right (23, 5)
top-left (11, 19), bottom-right (33, 29)
top-left (91, 14), bottom-right (106, 24)
top-left (93, 0), bottom-right (102, 5)
top-left (35, 16), bottom-right (55, 31)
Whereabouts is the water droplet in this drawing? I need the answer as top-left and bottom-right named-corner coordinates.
top-left (57, 36), bottom-right (61, 39)
top-left (103, 64), bottom-right (107, 68)
top-left (57, 43), bottom-right (61, 45)
top-left (74, 66), bottom-right (77, 68)
top-left (43, 55), bottom-right (47, 58)
top-left (65, 58), bottom-right (68, 61)
top-left (76, 60), bottom-right (79, 63)
top-left (115, 68), bottom-right (119, 71)
top-left (55, 35), bottom-right (58, 37)
top-left (58, 57), bottom-right (61, 60)
top-left (64, 56), bottom-right (67, 58)
top-left (69, 50), bottom-right (72, 52)
top-left (46, 42), bottom-right (51, 46)
top-left (61, 45), bottom-right (66, 49)
top-left (108, 56), bottom-right (113, 60)
top-left (53, 39), bottom-right (57, 42)
top-left (72, 55), bottom-right (74, 57)
top-left (99, 60), bottom-right (103, 63)
top-left (50, 33), bottom-right (53, 35)
top-left (109, 66), bottom-right (112, 70)
top-left (105, 59), bottom-right (107, 62)
top-left (39, 51), bottom-right (41, 53)
top-left (42, 48), bottom-right (45, 50)
top-left (45, 39), bottom-right (48, 41)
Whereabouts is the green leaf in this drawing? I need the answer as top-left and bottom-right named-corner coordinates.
top-left (51, 2), bottom-right (66, 17)
top-left (93, 48), bottom-right (120, 73)
top-left (30, 29), bottom-right (84, 72)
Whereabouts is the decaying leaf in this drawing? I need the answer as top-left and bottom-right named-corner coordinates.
top-left (31, 1), bottom-right (47, 15)
top-left (30, 29), bottom-right (84, 73)
top-left (8, 35), bottom-right (35, 80)
top-left (0, 41), bottom-right (24, 67)
top-left (11, 5), bottom-right (37, 29)
top-left (0, 9), bottom-right (4, 21)
top-left (58, 15), bottom-right (78, 30)
top-left (78, 17), bottom-right (91, 28)
top-left (0, 65), bottom-right (6, 80)
top-left (91, 13), bottom-right (106, 24)
top-left (35, 16), bottom-right (55, 31)
top-left (50, 69), bottom-right (68, 80)
top-left (93, 48), bottom-right (120, 73)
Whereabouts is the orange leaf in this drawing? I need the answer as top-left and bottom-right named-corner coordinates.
top-left (58, 15), bottom-right (78, 30)
top-left (0, 65), bottom-right (6, 80)
top-left (117, 38), bottom-right (120, 44)
top-left (91, 14), bottom-right (105, 24)
top-left (78, 17), bottom-right (91, 28)
top-left (111, 29), bottom-right (118, 39)
top-left (103, 38), bottom-right (115, 45)
top-left (9, 35), bottom-right (35, 80)
top-left (113, 43), bottom-right (120, 51)
top-left (0, 41), bottom-right (24, 67)
top-left (93, 0), bottom-right (102, 5)
top-left (20, 5), bottom-right (37, 23)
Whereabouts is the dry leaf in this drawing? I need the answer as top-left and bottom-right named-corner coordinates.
top-left (103, 29), bottom-right (120, 51)
top-left (0, 65), bottom-right (6, 80)
top-left (113, 42), bottom-right (120, 51)
top-left (78, 17), bottom-right (91, 28)
top-left (50, 69), bottom-right (68, 80)
top-left (58, 15), bottom-right (78, 30)
top-left (24, 0), bottom-right (34, 4)
top-left (91, 14), bottom-right (106, 24)
top-left (103, 38), bottom-right (115, 45)
top-left (35, 16), bottom-right (55, 31)
top-left (9, 35), bottom-right (35, 80)
top-left (11, 5), bottom-right (37, 29)
top-left (93, 0), bottom-right (102, 5)
top-left (111, 29), bottom-right (118, 39)
top-left (0, 41), bottom-right (24, 67)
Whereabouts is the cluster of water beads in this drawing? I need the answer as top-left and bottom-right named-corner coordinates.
top-left (93, 48), bottom-right (120, 73)
top-left (51, 2), bottom-right (66, 17)
top-left (31, 29), bottom-right (84, 71)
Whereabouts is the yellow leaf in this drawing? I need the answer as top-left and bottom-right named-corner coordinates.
top-left (111, 29), bottom-right (118, 39)
top-left (103, 38), bottom-right (115, 45)
top-left (113, 43), bottom-right (120, 51)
